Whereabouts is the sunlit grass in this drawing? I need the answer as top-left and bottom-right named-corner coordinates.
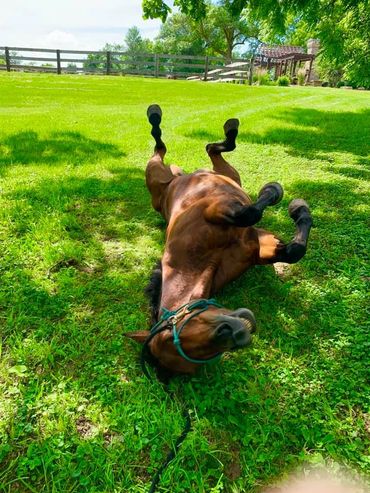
top-left (0, 72), bottom-right (369, 492)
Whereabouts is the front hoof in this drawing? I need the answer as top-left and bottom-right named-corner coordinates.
top-left (288, 199), bottom-right (310, 221)
top-left (259, 182), bottom-right (284, 205)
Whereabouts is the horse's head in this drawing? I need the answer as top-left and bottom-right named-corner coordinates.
top-left (125, 300), bottom-right (256, 376)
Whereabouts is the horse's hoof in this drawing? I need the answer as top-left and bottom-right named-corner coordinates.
top-left (147, 104), bottom-right (162, 126)
top-left (223, 118), bottom-right (239, 137)
top-left (259, 182), bottom-right (284, 205)
top-left (288, 199), bottom-right (310, 220)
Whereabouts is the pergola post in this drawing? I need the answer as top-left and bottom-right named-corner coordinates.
top-left (292, 60), bottom-right (297, 78)
top-left (306, 58), bottom-right (313, 84)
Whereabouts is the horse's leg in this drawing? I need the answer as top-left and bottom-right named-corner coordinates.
top-left (257, 199), bottom-right (313, 264)
top-left (204, 181), bottom-right (284, 227)
top-left (206, 118), bottom-right (242, 186)
top-left (146, 105), bottom-right (180, 214)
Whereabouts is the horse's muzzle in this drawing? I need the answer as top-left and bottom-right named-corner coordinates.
top-left (214, 308), bottom-right (256, 349)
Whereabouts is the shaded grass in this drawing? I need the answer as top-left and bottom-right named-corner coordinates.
top-left (0, 73), bottom-right (369, 492)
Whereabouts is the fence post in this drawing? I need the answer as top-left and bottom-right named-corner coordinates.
top-left (204, 55), bottom-right (209, 81)
top-left (5, 47), bottom-right (10, 72)
top-left (248, 57), bottom-right (254, 85)
top-left (56, 50), bottom-right (61, 74)
top-left (154, 53), bottom-right (159, 78)
top-left (106, 51), bottom-right (111, 75)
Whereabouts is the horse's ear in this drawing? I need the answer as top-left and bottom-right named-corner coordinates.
top-left (123, 330), bottom-right (150, 344)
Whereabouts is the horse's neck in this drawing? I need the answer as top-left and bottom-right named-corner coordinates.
top-left (159, 263), bottom-right (216, 312)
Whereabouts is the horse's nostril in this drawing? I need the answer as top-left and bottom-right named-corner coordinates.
top-left (215, 323), bottom-right (233, 340)
top-left (232, 328), bottom-right (252, 347)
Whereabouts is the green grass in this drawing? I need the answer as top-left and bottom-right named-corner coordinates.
top-left (0, 72), bottom-right (369, 493)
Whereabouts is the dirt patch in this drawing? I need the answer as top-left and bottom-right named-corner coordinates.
top-left (224, 444), bottom-right (242, 481)
top-left (76, 417), bottom-right (98, 439)
top-left (102, 239), bottom-right (124, 261)
top-left (274, 262), bottom-right (291, 278)
top-left (364, 413), bottom-right (370, 435)
top-left (103, 431), bottom-right (123, 446)
top-left (48, 258), bottom-right (80, 274)
top-left (47, 258), bottom-right (99, 276)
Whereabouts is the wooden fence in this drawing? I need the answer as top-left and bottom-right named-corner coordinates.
top-left (0, 46), bottom-right (241, 79)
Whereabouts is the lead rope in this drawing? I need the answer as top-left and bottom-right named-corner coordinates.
top-left (148, 404), bottom-right (192, 493)
top-left (144, 299), bottom-right (222, 492)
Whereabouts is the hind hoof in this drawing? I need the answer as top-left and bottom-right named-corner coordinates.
top-left (147, 104), bottom-right (162, 126)
top-left (223, 118), bottom-right (239, 137)
top-left (288, 199), bottom-right (310, 221)
top-left (258, 182), bottom-right (284, 205)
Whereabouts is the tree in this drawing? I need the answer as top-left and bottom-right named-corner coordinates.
top-left (143, 0), bottom-right (369, 87)
top-left (316, 1), bottom-right (370, 87)
top-left (125, 26), bottom-right (152, 55)
top-left (83, 43), bottom-right (124, 72)
top-left (261, 3), bottom-right (370, 87)
top-left (154, 4), bottom-right (259, 61)
top-left (67, 62), bottom-right (77, 72)
top-left (154, 13), bottom-right (205, 56)
top-left (124, 26), bottom-right (153, 70)
top-left (196, 3), bottom-right (259, 61)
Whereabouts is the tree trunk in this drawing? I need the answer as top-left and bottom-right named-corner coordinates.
top-left (225, 46), bottom-right (233, 64)
top-left (224, 28), bottom-right (234, 64)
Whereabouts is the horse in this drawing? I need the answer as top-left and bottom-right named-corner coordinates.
top-left (125, 104), bottom-right (313, 378)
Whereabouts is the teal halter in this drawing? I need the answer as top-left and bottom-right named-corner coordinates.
top-left (141, 298), bottom-right (223, 378)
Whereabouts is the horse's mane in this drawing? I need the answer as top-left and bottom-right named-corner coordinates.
top-left (145, 260), bottom-right (162, 325)
top-left (144, 260), bottom-right (176, 383)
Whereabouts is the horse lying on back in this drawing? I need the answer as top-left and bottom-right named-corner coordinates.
top-left (125, 105), bottom-right (312, 378)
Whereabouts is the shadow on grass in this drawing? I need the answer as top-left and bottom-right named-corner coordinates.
top-left (0, 131), bottom-right (125, 172)
top-left (1, 163), bottom-right (165, 343)
top-left (164, 174), bottom-right (368, 488)
top-left (1, 161), bottom-right (368, 491)
top-left (324, 165), bottom-right (370, 181)
top-left (185, 107), bottom-right (370, 164)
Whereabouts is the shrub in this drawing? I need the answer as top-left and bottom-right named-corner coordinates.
top-left (253, 69), bottom-right (272, 85)
top-left (297, 69), bottom-right (306, 86)
top-left (277, 75), bottom-right (290, 86)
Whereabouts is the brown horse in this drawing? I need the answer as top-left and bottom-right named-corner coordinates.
top-left (125, 105), bottom-right (313, 378)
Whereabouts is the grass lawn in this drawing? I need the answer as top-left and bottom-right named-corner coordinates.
top-left (0, 72), bottom-right (369, 493)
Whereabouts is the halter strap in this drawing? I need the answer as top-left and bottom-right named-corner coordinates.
top-left (141, 298), bottom-right (223, 379)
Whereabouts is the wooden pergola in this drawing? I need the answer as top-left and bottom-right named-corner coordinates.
top-left (256, 45), bottom-right (315, 82)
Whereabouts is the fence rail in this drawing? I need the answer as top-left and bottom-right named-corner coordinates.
top-left (0, 46), bottom-right (246, 79)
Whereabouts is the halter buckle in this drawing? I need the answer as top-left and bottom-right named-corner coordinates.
top-left (169, 306), bottom-right (191, 325)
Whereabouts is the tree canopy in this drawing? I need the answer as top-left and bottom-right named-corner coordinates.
top-left (154, 6), bottom-right (259, 60)
top-left (143, 0), bottom-right (370, 87)
top-left (125, 26), bottom-right (153, 55)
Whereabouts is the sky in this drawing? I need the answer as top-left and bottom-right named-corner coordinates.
top-left (1, 0), bottom-right (167, 50)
